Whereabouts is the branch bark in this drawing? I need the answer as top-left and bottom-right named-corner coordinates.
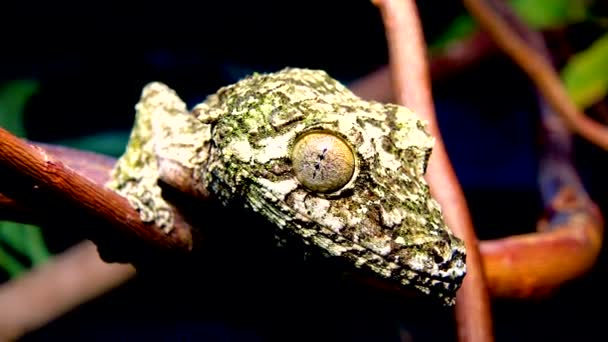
top-left (371, 0), bottom-right (494, 341)
top-left (0, 128), bottom-right (193, 262)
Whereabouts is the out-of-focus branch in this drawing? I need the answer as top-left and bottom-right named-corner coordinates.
top-left (482, 188), bottom-right (603, 297)
top-left (0, 128), bottom-right (193, 260)
top-left (0, 241), bottom-right (135, 341)
top-left (370, 1), bottom-right (494, 341)
top-left (350, 31), bottom-right (496, 103)
top-left (429, 31), bottom-right (497, 80)
top-left (463, 0), bottom-right (608, 150)
top-left (348, 67), bottom-right (394, 104)
top-left (474, 0), bottom-right (604, 299)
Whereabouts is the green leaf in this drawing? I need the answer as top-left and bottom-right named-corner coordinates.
top-left (0, 222), bottom-right (51, 267)
top-left (0, 80), bottom-right (39, 137)
top-left (509, 0), bottom-right (588, 29)
top-left (561, 33), bottom-right (608, 108)
top-left (0, 246), bottom-right (26, 277)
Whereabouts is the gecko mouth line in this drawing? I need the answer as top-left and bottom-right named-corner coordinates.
top-left (246, 181), bottom-right (465, 300)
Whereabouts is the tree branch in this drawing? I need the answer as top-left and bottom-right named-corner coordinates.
top-left (371, 0), bottom-right (494, 341)
top-left (0, 241), bottom-right (135, 341)
top-left (0, 128), bottom-right (193, 262)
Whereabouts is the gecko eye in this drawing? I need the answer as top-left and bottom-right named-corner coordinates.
top-left (291, 131), bottom-right (355, 193)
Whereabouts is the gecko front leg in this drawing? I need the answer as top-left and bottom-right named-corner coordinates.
top-left (107, 82), bottom-right (212, 233)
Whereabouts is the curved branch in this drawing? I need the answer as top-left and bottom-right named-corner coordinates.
top-left (371, 0), bottom-right (494, 341)
top-left (463, 0), bottom-right (608, 150)
top-left (482, 192), bottom-right (603, 297)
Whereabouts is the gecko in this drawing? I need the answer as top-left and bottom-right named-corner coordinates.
top-left (106, 67), bottom-right (466, 305)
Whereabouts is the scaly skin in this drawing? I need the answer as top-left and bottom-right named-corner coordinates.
top-left (107, 68), bottom-right (466, 305)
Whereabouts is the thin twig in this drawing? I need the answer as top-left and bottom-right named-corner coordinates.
top-left (370, 0), bottom-right (494, 341)
top-left (0, 241), bottom-right (135, 341)
top-left (463, 0), bottom-right (608, 150)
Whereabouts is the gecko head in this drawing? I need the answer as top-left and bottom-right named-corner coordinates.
top-left (212, 68), bottom-right (467, 305)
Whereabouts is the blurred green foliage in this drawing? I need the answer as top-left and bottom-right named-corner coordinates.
top-left (0, 80), bottom-right (38, 138)
top-left (510, 0), bottom-right (588, 28)
top-left (562, 32), bottom-right (608, 108)
top-left (0, 80), bottom-right (52, 278)
top-left (0, 222), bottom-right (51, 276)
top-left (430, 0), bottom-right (606, 109)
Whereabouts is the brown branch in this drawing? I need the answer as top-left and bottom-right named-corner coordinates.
top-left (0, 241), bottom-right (135, 341)
top-left (0, 128), bottom-right (193, 262)
top-left (481, 191), bottom-right (603, 297)
top-left (371, 0), bottom-right (494, 341)
top-left (463, 0), bottom-right (608, 150)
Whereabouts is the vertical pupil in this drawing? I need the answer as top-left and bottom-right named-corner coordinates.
top-left (318, 147), bottom-right (327, 160)
top-left (313, 147), bottom-right (328, 179)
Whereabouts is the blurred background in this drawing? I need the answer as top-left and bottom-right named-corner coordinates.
top-left (0, 0), bottom-right (607, 341)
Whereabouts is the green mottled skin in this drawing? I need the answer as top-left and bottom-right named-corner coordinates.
top-left (107, 68), bottom-right (466, 305)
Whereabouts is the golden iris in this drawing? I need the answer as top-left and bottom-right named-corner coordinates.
top-left (291, 132), bottom-right (355, 193)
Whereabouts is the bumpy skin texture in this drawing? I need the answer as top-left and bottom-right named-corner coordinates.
top-left (107, 68), bottom-right (466, 305)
